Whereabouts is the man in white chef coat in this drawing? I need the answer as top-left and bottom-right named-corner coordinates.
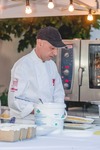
top-left (8, 26), bottom-right (66, 123)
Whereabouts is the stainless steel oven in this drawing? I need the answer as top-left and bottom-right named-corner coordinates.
top-left (56, 40), bottom-right (100, 102)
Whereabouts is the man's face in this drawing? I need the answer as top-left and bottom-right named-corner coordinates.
top-left (37, 39), bottom-right (58, 61)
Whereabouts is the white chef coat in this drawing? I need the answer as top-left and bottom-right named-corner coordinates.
top-left (8, 49), bottom-right (65, 121)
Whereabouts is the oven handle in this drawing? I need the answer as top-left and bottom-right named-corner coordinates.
top-left (78, 67), bottom-right (84, 86)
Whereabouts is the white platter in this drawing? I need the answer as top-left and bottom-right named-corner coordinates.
top-left (64, 123), bottom-right (94, 130)
top-left (86, 116), bottom-right (100, 125)
top-left (65, 115), bottom-right (94, 124)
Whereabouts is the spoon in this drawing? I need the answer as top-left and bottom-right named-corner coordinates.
top-left (15, 96), bottom-right (43, 104)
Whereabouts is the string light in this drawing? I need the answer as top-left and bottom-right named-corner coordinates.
top-left (25, 0), bottom-right (32, 14)
top-left (68, 0), bottom-right (74, 12)
top-left (24, 0), bottom-right (94, 22)
top-left (87, 9), bottom-right (93, 21)
top-left (48, 0), bottom-right (54, 9)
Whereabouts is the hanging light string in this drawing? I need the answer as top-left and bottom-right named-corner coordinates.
top-left (67, 0), bottom-right (94, 21)
top-left (24, 0), bottom-right (94, 21)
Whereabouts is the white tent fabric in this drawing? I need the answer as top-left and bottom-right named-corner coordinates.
top-left (0, 0), bottom-right (100, 19)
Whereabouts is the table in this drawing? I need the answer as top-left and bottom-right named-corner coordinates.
top-left (0, 126), bottom-right (100, 150)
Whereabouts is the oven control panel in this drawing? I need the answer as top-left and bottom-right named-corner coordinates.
top-left (61, 45), bottom-right (73, 93)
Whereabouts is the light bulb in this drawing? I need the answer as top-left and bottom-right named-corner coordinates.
top-left (25, 5), bottom-right (32, 14)
top-left (87, 9), bottom-right (93, 21)
top-left (48, 1), bottom-right (54, 9)
top-left (68, 4), bottom-right (74, 12)
top-left (25, 0), bottom-right (32, 14)
top-left (87, 14), bottom-right (93, 21)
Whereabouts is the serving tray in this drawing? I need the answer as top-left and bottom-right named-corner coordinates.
top-left (65, 115), bottom-right (94, 124)
top-left (64, 123), bottom-right (94, 130)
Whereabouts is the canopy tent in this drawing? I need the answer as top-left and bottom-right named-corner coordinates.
top-left (0, 0), bottom-right (100, 19)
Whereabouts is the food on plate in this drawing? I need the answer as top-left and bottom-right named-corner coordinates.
top-left (65, 115), bottom-right (94, 124)
top-left (0, 110), bottom-right (10, 119)
top-left (0, 113), bottom-right (10, 119)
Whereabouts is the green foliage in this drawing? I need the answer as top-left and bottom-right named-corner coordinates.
top-left (0, 15), bottom-right (100, 52)
top-left (0, 89), bottom-right (8, 106)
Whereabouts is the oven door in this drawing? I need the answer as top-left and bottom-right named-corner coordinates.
top-left (80, 40), bottom-right (100, 102)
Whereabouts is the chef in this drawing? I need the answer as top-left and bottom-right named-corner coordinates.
top-left (8, 26), bottom-right (66, 123)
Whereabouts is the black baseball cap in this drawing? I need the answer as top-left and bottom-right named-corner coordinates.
top-left (36, 26), bottom-right (66, 48)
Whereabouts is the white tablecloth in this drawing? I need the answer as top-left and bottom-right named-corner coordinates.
top-left (0, 126), bottom-right (100, 150)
